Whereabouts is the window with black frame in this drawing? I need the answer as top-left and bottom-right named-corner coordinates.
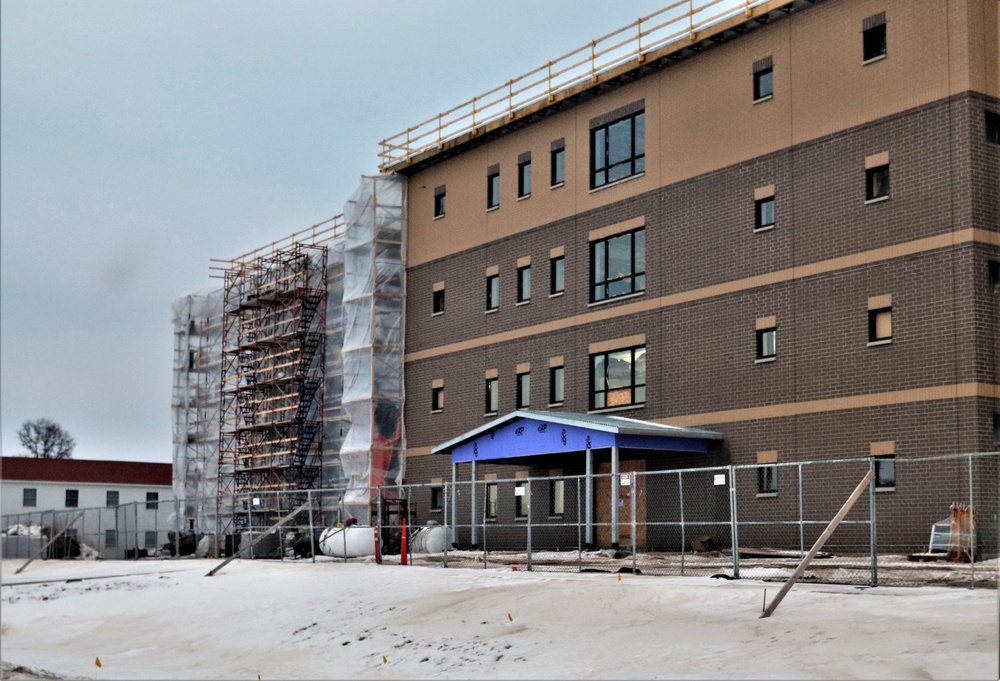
top-left (591, 110), bottom-right (645, 188)
top-left (591, 345), bottom-right (645, 410)
top-left (591, 228), bottom-right (645, 302)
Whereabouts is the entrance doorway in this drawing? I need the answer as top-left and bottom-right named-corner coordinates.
top-left (596, 459), bottom-right (646, 549)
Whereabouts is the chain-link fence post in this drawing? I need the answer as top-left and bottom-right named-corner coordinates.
top-left (679, 470), bottom-right (685, 576)
top-left (869, 458), bottom-right (878, 586)
top-left (729, 465), bottom-right (740, 578)
top-left (631, 471), bottom-right (637, 574)
top-left (576, 479), bottom-right (582, 573)
top-left (526, 479), bottom-right (532, 572)
top-left (308, 490), bottom-right (316, 564)
top-left (797, 463), bottom-right (804, 557)
top-left (968, 453), bottom-right (975, 589)
top-left (470, 460), bottom-right (478, 549)
top-left (443, 482), bottom-right (449, 568)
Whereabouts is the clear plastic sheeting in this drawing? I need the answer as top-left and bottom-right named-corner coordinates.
top-left (340, 174), bottom-right (406, 524)
top-left (171, 288), bottom-right (223, 535)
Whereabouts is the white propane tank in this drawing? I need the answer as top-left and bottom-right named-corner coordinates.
top-left (319, 525), bottom-right (376, 558)
top-left (410, 522), bottom-right (449, 554)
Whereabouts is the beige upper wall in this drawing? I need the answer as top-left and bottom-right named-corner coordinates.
top-left (406, 0), bottom-right (1000, 268)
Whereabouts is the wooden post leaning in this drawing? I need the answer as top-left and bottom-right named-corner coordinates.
top-left (15, 510), bottom-right (86, 575)
top-left (206, 502), bottom-right (309, 577)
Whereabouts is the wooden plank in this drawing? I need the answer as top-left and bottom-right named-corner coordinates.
top-left (205, 502), bottom-right (310, 577)
top-left (760, 469), bottom-right (874, 619)
top-left (15, 511), bottom-right (86, 575)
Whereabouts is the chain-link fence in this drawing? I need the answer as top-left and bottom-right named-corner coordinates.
top-left (4, 452), bottom-right (996, 588)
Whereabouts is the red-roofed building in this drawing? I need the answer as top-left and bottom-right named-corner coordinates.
top-left (1, 457), bottom-right (174, 558)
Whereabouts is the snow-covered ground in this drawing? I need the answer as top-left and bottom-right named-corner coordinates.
top-left (1, 557), bottom-right (997, 680)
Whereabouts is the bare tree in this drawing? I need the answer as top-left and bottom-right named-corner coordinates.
top-left (17, 418), bottom-right (76, 459)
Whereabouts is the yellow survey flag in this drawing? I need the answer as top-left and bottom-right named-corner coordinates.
top-left (95, 657), bottom-right (102, 668)
top-left (618, 574), bottom-right (622, 582)
top-left (507, 613), bottom-right (512, 622)
top-left (382, 656), bottom-right (388, 664)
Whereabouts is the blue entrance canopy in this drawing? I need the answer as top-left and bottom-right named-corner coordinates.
top-left (432, 410), bottom-right (722, 463)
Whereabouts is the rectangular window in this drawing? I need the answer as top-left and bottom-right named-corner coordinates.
top-left (549, 478), bottom-right (565, 516)
top-left (106, 491), bottom-right (119, 507)
top-left (987, 111), bottom-right (1000, 145)
top-left (753, 65), bottom-right (773, 101)
top-left (863, 14), bottom-right (887, 62)
top-left (516, 372), bottom-right (530, 409)
top-left (874, 455), bottom-right (896, 488)
top-left (868, 307), bottom-right (892, 343)
top-left (866, 164), bottom-right (890, 201)
top-left (433, 186), bottom-right (446, 218)
top-left (993, 414), bottom-right (1000, 442)
top-left (487, 167), bottom-right (500, 209)
top-left (757, 466), bottom-right (778, 494)
top-left (517, 265), bottom-right (531, 303)
top-left (550, 256), bottom-right (565, 295)
top-left (756, 327), bottom-right (776, 361)
top-left (515, 482), bottom-right (529, 518)
top-left (65, 489), bottom-right (79, 508)
top-left (23, 488), bottom-right (37, 507)
top-left (591, 227), bottom-right (645, 302)
top-left (430, 486), bottom-right (443, 511)
top-left (486, 274), bottom-right (500, 311)
top-left (518, 157), bottom-right (532, 198)
top-left (989, 261), bottom-right (1000, 294)
top-left (591, 108), bottom-right (644, 188)
top-left (485, 483), bottom-right (498, 519)
top-left (433, 289), bottom-right (445, 315)
top-left (755, 197), bottom-right (775, 230)
top-left (432, 386), bottom-right (444, 412)
top-left (144, 531), bottom-right (158, 549)
top-left (591, 345), bottom-right (646, 410)
top-left (549, 366), bottom-right (564, 405)
top-left (146, 492), bottom-right (159, 510)
top-left (551, 145), bottom-right (565, 186)
top-left (105, 530), bottom-right (117, 548)
top-left (485, 376), bottom-right (499, 414)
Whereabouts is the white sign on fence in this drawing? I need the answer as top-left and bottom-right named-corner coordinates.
top-left (620, 474), bottom-right (631, 486)
top-left (514, 487), bottom-right (525, 496)
top-left (713, 474), bottom-right (726, 486)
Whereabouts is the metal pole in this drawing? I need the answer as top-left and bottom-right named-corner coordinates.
top-left (470, 460), bottom-right (478, 549)
top-left (133, 502), bottom-right (139, 559)
top-left (631, 472), bottom-right (637, 574)
top-left (247, 496), bottom-right (254, 560)
top-left (451, 461), bottom-right (458, 549)
top-left (481, 485), bottom-right (488, 570)
top-left (729, 466), bottom-right (740, 579)
top-left (308, 490), bottom-right (316, 564)
top-left (526, 479), bottom-right (532, 572)
top-left (585, 447), bottom-right (594, 548)
top-left (97, 508), bottom-right (102, 560)
top-left (968, 454), bottom-right (975, 589)
top-left (798, 463), bottom-right (804, 558)
top-left (577, 480), bottom-right (582, 573)
top-left (679, 471), bottom-right (685, 576)
top-left (869, 459), bottom-right (878, 587)
top-left (443, 483), bottom-right (449, 568)
top-left (611, 446), bottom-right (620, 550)
top-left (154, 497), bottom-right (159, 556)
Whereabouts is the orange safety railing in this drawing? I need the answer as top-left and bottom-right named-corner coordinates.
top-left (378, 0), bottom-right (772, 170)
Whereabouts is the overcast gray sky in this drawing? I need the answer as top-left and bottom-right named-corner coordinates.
top-left (1, 1), bottom-right (673, 463)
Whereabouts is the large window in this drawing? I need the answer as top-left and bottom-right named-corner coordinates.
top-left (433, 288), bottom-right (445, 315)
top-left (756, 327), bottom-right (776, 362)
top-left (518, 156), bottom-right (532, 198)
top-left (868, 307), bottom-right (892, 344)
top-left (515, 482), bottom-right (530, 518)
top-left (516, 372), bottom-right (530, 409)
top-left (430, 486), bottom-right (443, 511)
top-left (987, 111), bottom-right (1000, 145)
top-left (757, 466), bottom-right (778, 494)
top-left (486, 274), bottom-right (500, 311)
top-left (517, 265), bottom-right (531, 303)
top-left (591, 228), bottom-right (645, 302)
top-left (485, 483), bottom-right (498, 519)
top-left (753, 56), bottom-right (773, 102)
top-left (146, 492), bottom-right (159, 510)
top-left (487, 167), bottom-right (500, 209)
top-left (550, 255), bottom-right (565, 295)
top-left (755, 196), bottom-right (775, 230)
top-left (591, 345), bottom-right (646, 410)
top-left (875, 455), bottom-right (896, 489)
top-left (23, 488), bottom-right (37, 507)
top-left (863, 13), bottom-right (887, 63)
top-left (432, 385), bottom-right (444, 413)
top-left (591, 109), bottom-right (645, 188)
top-left (433, 186), bottom-right (446, 218)
top-left (485, 376), bottom-right (499, 414)
top-left (549, 366), bottom-right (564, 405)
top-left (65, 489), bottom-right (79, 508)
top-left (866, 164), bottom-right (890, 201)
top-left (550, 143), bottom-right (565, 186)
top-left (106, 490), bottom-right (119, 507)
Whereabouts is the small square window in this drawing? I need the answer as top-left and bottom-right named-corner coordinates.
top-left (515, 482), bottom-right (530, 518)
top-left (485, 377), bottom-right (499, 414)
top-left (551, 146), bottom-right (565, 186)
top-left (430, 486), bottom-right (443, 511)
top-left (485, 483), bottom-right (498, 519)
top-left (106, 490), bottom-right (119, 507)
top-left (434, 190), bottom-right (446, 218)
top-left (549, 366), bottom-right (564, 405)
top-left (23, 488), bottom-right (37, 507)
top-left (863, 21), bottom-right (886, 62)
top-left (550, 256), bottom-right (565, 295)
top-left (487, 170), bottom-right (500, 209)
top-left (868, 307), bottom-right (892, 343)
top-left (755, 197), bottom-right (775, 230)
top-left (989, 261), bottom-right (1000, 294)
top-left (65, 489), bottom-right (79, 508)
top-left (517, 265), bottom-right (531, 303)
top-left (756, 328), bottom-right (776, 361)
top-left (757, 466), bottom-right (778, 494)
top-left (433, 289), bottom-right (445, 315)
top-left (486, 274), bottom-right (500, 311)
top-left (987, 111), bottom-right (1000, 145)
top-left (874, 455), bottom-right (896, 488)
top-left (518, 160), bottom-right (532, 198)
top-left (549, 478), bottom-right (565, 516)
top-left (866, 164), bottom-right (890, 201)
top-left (754, 67), bottom-right (773, 101)
top-left (105, 530), bottom-right (118, 548)
top-left (432, 386), bottom-right (444, 412)
top-left (146, 492), bottom-right (159, 510)
top-left (516, 372), bottom-right (530, 409)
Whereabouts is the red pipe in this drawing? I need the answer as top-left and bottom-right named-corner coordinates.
top-left (400, 517), bottom-right (408, 566)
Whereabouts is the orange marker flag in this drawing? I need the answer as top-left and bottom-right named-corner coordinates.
top-left (618, 574), bottom-right (622, 582)
top-left (382, 656), bottom-right (388, 664)
top-left (95, 657), bottom-right (102, 668)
